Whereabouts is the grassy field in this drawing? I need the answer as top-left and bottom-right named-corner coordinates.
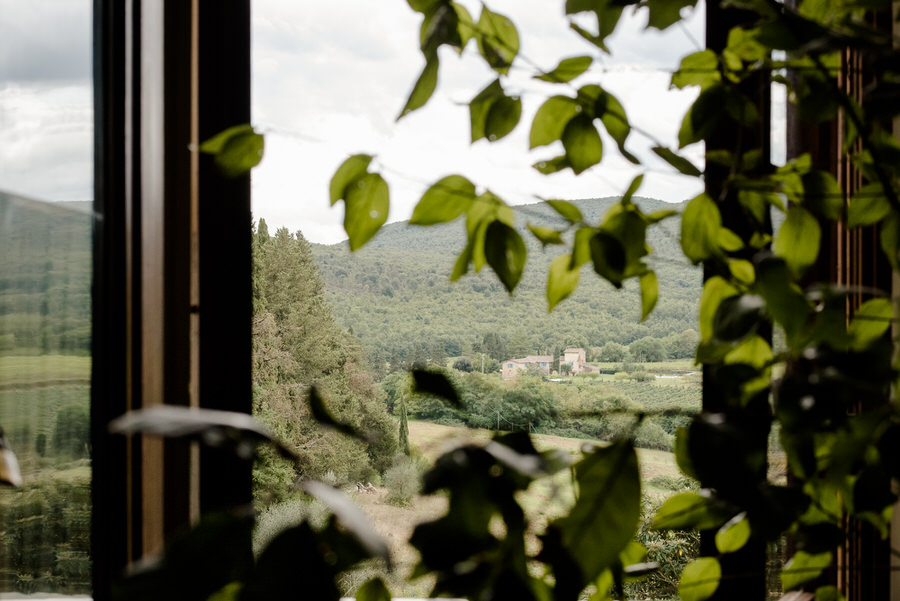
top-left (346, 419), bottom-right (686, 596)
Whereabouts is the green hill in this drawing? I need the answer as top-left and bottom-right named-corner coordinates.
top-left (311, 197), bottom-right (700, 370)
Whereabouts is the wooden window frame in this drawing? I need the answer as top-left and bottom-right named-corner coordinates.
top-left (91, 2), bottom-right (252, 598)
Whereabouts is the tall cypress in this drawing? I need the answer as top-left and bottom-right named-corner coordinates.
top-left (399, 400), bottom-right (410, 456)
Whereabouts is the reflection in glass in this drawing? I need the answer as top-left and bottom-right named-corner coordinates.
top-left (0, 194), bottom-right (92, 594)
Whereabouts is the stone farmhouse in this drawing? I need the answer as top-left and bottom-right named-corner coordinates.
top-left (501, 355), bottom-right (553, 379)
top-left (560, 347), bottom-right (598, 375)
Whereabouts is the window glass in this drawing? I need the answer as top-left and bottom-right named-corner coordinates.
top-left (0, 0), bottom-right (93, 595)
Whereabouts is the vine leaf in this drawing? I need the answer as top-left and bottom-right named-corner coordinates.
top-left (545, 199), bottom-right (584, 224)
top-left (411, 369), bottom-right (463, 408)
top-left (847, 298), bottom-right (892, 351)
top-left (551, 440), bottom-right (641, 583)
top-left (653, 146), bottom-right (702, 177)
top-left (398, 54), bottom-right (439, 120)
top-left (308, 386), bottom-right (370, 443)
top-left (653, 492), bottom-right (732, 530)
top-left (485, 220), bottom-right (527, 293)
top-left (469, 79), bottom-right (521, 142)
top-left (672, 49), bottom-right (720, 90)
top-left (774, 206), bottom-right (820, 276)
top-left (535, 56), bottom-right (593, 82)
top-left (646, 0), bottom-right (697, 31)
top-left (847, 183), bottom-right (890, 228)
top-left (681, 194), bottom-right (722, 263)
top-left (330, 154), bottom-right (373, 205)
top-left (410, 175), bottom-right (475, 225)
top-left (530, 96), bottom-right (580, 149)
top-left (639, 270), bottom-right (658, 321)
top-left (476, 6), bottom-right (519, 74)
top-left (781, 551), bottom-right (832, 591)
top-left (199, 124), bottom-right (265, 178)
top-left (679, 557), bottom-right (721, 601)
top-left (563, 114), bottom-right (603, 174)
top-left (715, 512), bottom-right (750, 553)
top-left (343, 172), bottom-right (389, 250)
top-left (548, 254), bottom-right (580, 311)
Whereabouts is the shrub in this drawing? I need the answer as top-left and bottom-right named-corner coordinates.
top-left (384, 455), bottom-right (421, 507)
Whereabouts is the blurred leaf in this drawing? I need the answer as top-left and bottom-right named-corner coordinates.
top-left (398, 55), bottom-right (439, 119)
top-left (681, 194), bottom-right (721, 263)
top-left (535, 56), bottom-right (593, 82)
top-left (452, 2), bottom-right (476, 50)
top-left (568, 6), bottom-right (623, 53)
top-left (848, 183), bottom-right (890, 228)
top-left (548, 254), bottom-right (580, 311)
top-left (715, 512), bottom-right (750, 553)
top-left (485, 220), bottom-right (527, 292)
top-left (653, 146), bottom-right (702, 176)
top-left (590, 231), bottom-right (626, 287)
top-left (639, 270), bottom-right (658, 321)
top-left (302, 481), bottom-right (392, 567)
top-left (653, 492), bottom-right (731, 530)
top-left (485, 95), bottom-right (522, 141)
top-left (679, 557), bottom-right (721, 601)
top-left (646, 0), bottom-right (697, 30)
top-left (848, 297), bottom-right (893, 351)
top-left (782, 551), bottom-right (832, 591)
top-left (410, 175), bottom-right (475, 225)
top-left (621, 174), bottom-right (643, 206)
top-left (595, 89), bottom-right (636, 162)
top-left (713, 295), bottom-right (765, 342)
top-left (775, 206), bottom-right (820, 275)
top-left (343, 172), bottom-right (389, 250)
top-left (330, 154), bottom-right (373, 205)
top-left (356, 578), bottom-right (392, 601)
top-left (476, 5), bottom-right (519, 74)
top-left (533, 155), bottom-right (571, 174)
top-left (553, 440), bottom-right (641, 582)
top-left (563, 114), bottom-right (603, 174)
top-left (530, 96), bottom-right (580, 148)
top-left (469, 79), bottom-right (504, 142)
top-left (528, 224), bottom-right (565, 246)
top-left (411, 369), bottom-right (463, 408)
top-left (699, 277), bottom-right (739, 342)
top-left (199, 125), bottom-right (265, 178)
top-left (672, 50), bottom-right (720, 90)
top-left (308, 386), bottom-right (371, 443)
top-left (880, 212), bottom-right (900, 271)
top-left (802, 171), bottom-right (843, 221)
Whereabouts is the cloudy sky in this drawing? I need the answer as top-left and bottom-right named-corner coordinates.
top-left (0, 1), bottom-right (785, 244)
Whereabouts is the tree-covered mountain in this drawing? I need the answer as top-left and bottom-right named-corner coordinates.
top-left (310, 197), bottom-right (701, 371)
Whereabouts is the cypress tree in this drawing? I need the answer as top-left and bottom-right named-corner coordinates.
top-left (399, 400), bottom-right (410, 456)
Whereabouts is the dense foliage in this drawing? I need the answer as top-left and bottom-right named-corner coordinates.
top-left (251, 222), bottom-right (397, 501)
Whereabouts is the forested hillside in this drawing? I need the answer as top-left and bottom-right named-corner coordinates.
top-left (311, 197), bottom-right (700, 370)
top-left (251, 223), bottom-right (397, 502)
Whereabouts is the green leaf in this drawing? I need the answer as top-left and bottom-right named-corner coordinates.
top-left (567, 6), bottom-right (623, 53)
top-left (356, 578), bottom-right (391, 601)
top-left (815, 585), bottom-right (846, 601)
top-left (646, 0), bottom-right (697, 30)
top-left (848, 183), bottom-right (891, 228)
top-left (653, 492), bottom-right (730, 530)
top-left (621, 174), bottom-right (643, 206)
top-left (343, 172), bottom-right (390, 251)
top-left (699, 276), bottom-right (738, 342)
top-left (469, 79), bottom-right (504, 142)
top-left (548, 254), bottom-right (580, 311)
top-left (802, 170), bottom-right (843, 221)
top-left (535, 56), bottom-right (593, 82)
top-left (330, 154), bottom-right (373, 205)
top-left (717, 227), bottom-right (744, 252)
top-left (596, 90), bottom-right (638, 163)
top-left (308, 386), bottom-right (369, 442)
top-left (452, 2), bottom-right (476, 51)
top-left (546, 199), bottom-right (584, 223)
top-left (563, 115), bottom-right (603, 174)
top-left (420, 4), bottom-right (462, 55)
top-left (199, 125), bottom-right (265, 178)
top-left (774, 206), bottom-right (821, 275)
top-left (848, 298), bottom-right (893, 351)
top-left (715, 512), bottom-right (750, 553)
top-left (672, 50), bottom-right (720, 90)
top-left (681, 194), bottom-right (721, 263)
top-left (407, 0), bottom-right (439, 13)
top-left (653, 146), bottom-right (702, 177)
top-left (411, 369), bottom-right (463, 408)
top-left (530, 96), bottom-right (580, 149)
top-left (533, 155), bottom-right (570, 174)
top-left (485, 95), bottom-right (522, 142)
top-left (880, 212), bottom-right (900, 271)
top-left (484, 220), bottom-right (527, 293)
top-left (528, 224), bottom-right (564, 246)
top-left (476, 6), bottom-right (519, 74)
top-left (679, 557), bottom-right (721, 601)
top-left (678, 85), bottom-right (727, 148)
top-left (713, 294), bottom-right (765, 342)
top-left (398, 55), bottom-right (439, 119)
top-left (554, 440), bottom-right (641, 580)
top-left (410, 175), bottom-right (475, 225)
top-left (782, 551), bottom-right (832, 591)
top-left (639, 270), bottom-right (658, 321)
top-left (729, 259), bottom-right (755, 284)
top-left (590, 231), bottom-right (626, 287)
